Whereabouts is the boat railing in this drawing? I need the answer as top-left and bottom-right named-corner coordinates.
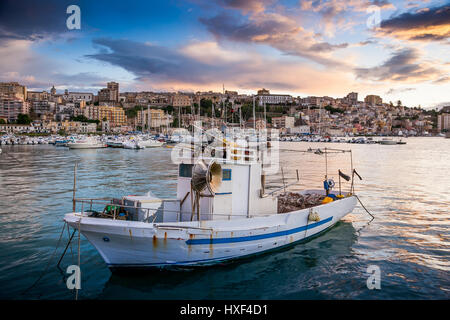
top-left (72, 198), bottom-right (251, 223)
top-left (177, 143), bottom-right (267, 163)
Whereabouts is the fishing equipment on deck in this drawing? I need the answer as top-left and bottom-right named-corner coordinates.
top-left (277, 192), bottom-right (326, 213)
top-left (190, 159), bottom-right (222, 221)
top-left (322, 196), bottom-right (334, 204)
top-left (323, 178), bottom-right (335, 195)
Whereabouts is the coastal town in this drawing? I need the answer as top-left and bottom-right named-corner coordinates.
top-left (0, 81), bottom-right (449, 137)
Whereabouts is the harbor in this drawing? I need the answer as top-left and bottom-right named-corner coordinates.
top-left (0, 136), bottom-right (448, 299)
top-left (0, 132), bottom-right (412, 148)
top-left (1, 0), bottom-right (449, 306)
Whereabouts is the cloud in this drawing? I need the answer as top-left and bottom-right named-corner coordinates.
top-left (299, 0), bottom-right (395, 36)
top-left (0, 38), bottom-right (109, 91)
top-left (385, 87), bottom-right (416, 95)
top-left (85, 38), bottom-right (356, 94)
top-left (378, 4), bottom-right (450, 42)
top-left (355, 48), bottom-right (442, 82)
top-left (433, 75), bottom-right (450, 84)
top-left (199, 11), bottom-right (350, 68)
top-left (0, 0), bottom-right (74, 42)
top-left (214, 0), bottom-right (273, 13)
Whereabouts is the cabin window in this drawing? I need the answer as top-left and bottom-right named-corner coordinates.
top-left (222, 169), bottom-right (232, 181)
top-left (179, 164), bottom-right (193, 178)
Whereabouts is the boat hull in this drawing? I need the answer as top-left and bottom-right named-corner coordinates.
top-left (64, 194), bottom-right (357, 269)
top-left (68, 143), bottom-right (106, 149)
top-left (379, 140), bottom-right (397, 145)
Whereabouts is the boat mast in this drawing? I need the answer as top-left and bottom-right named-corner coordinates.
top-left (239, 105), bottom-right (242, 129)
top-left (253, 95), bottom-right (256, 130)
top-left (147, 105), bottom-right (151, 134)
top-left (141, 106), bottom-right (144, 132)
top-left (264, 101), bottom-right (267, 129)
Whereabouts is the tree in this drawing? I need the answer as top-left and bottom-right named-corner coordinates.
top-left (0, 118), bottom-right (6, 124)
top-left (172, 117), bottom-right (179, 128)
top-left (397, 100), bottom-right (402, 107)
top-left (71, 115), bottom-right (99, 124)
top-left (17, 113), bottom-right (32, 124)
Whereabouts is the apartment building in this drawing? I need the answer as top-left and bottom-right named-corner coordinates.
top-left (272, 116), bottom-right (295, 129)
top-left (0, 82), bottom-right (27, 100)
top-left (83, 105), bottom-right (126, 126)
top-left (365, 95), bottom-right (383, 106)
top-left (437, 113), bottom-right (450, 131)
top-left (98, 82), bottom-right (119, 103)
top-left (0, 95), bottom-right (30, 122)
top-left (171, 94), bottom-right (192, 107)
top-left (136, 108), bottom-right (171, 129)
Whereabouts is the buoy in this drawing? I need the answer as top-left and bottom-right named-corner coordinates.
top-left (322, 196), bottom-right (334, 204)
top-left (336, 194), bottom-right (345, 199)
top-left (308, 211), bottom-right (320, 222)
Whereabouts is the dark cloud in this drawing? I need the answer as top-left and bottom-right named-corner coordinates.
top-left (355, 48), bottom-right (441, 82)
top-left (379, 4), bottom-right (450, 41)
top-left (86, 38), bottom-right (264, 86)
top-left (433, 75), bottom-right (450, 84)
top-left (215, 0), bottom-right (273, 13)
top-left (0, 0), bottom-right (76, 42)
top-left (200, 12), bottom-right (294, 43)
top-left (84, 38), bottom-right (343, 91)
top-left (358, 40), bottom-right (377, 46)
top-left (200, 12), bottom-right (349, 67)
top-left (86, 38), bottom-right (214, 83)
top-left (385, 87), bottom-right (416, 95)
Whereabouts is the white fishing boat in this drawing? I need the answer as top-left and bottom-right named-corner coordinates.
top-left (67, 137), bottom-right (106, 149)
top-left (138, 138), bottom-right (163, 148)
top-left (64, 141), bottom-right (359, 270)
top-left (106, 138), bottom-right (124, 148)
top-left (123, 139), bottom-right (144, 149)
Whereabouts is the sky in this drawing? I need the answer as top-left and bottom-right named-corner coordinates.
top-left (0, 0), bottom-right (449, 108)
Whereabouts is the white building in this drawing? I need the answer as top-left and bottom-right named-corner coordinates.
top-left (257, 94), bottom-right (293, 106)
top-left (288, 125), bottom-right (310, 134)
top-left (64, 92), bottom-right (94, 103)
top-left (272, 116), bottom-right (295, 129)
top-left (437, 113), bottom-right (450, 132)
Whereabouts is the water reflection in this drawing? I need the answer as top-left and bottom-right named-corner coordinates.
top-left (0, 137), bottom-right (449, 299)
top-left (99, 222), bottom-right (358, 299)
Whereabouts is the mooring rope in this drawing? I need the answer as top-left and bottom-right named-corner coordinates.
top-left (354, 194), bottom-right (375, 235)
top-left (355, 194), bottom-right (375, 220)
top-left (75, 217), bottom-right (81, 300)
top-left (21, 222), bottom-right (66, 295)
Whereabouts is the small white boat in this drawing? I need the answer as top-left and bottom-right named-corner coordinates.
top-left (379, 138), bottom-right (397, 145)
top-left (65, 139), bottom-right (359, 270)
top-left (123, 140), bottom-right (144, 149)
top-left (106, 139), bottom-right (124, 148)
top-left (138, 138), bottom-right (163, 148)
top-left (68, 137), bottom-right (106, 149)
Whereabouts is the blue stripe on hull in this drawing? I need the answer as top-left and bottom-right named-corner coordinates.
top-left (106, 217), bottom-right (335, 269)
top-left (186, 216), bottom-right (333, 245)
top-left (108, 217), bottom-right (333, 268)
